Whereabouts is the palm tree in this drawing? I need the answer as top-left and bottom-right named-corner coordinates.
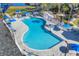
top-left (41, 3), bottom-right (49, 11)
top-left (60, 4), bottom-right (72, 22)
top-left (60, 4), bottom-right (71, 14)
top-left (76, 4), bottom-right (79, 15)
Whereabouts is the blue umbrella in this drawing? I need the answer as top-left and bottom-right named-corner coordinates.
top-left (23, 12), bottom-right (30, 15)
top-left (3, 15), bottom-right (9, 19)
top-left (9, 19), bottom-right (16, 22)
top-left (16, 10), bottom-right (21, 12)
top-left (15, 10), bottom-right (21, 14)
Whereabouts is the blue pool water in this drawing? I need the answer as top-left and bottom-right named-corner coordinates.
top-left (22, 17), bottom-right (62, 50)
top-left (63, 24), bottom-right (71, 29)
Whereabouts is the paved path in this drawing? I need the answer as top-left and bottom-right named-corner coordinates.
top-left (0, 20), bottom-right (22, 56)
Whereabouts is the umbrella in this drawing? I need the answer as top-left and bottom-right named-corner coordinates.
top-left (3, 15), bottom-right (9, 19)
top-left (60, 46), bottom-right (69, 56)
top-left (23, 12), bottom-right (30, 15)
top-left (9, 19), bottom-right (16, 22)
top-left (15, 10), bottom-right (21, 14)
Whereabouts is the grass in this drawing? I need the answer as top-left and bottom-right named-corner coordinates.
top-left (0, 13), bottom-right (3, 19)
top-left (0, 16), bottom-right (3, 19)
top-left (73, 18), bottom-right (79, 25)
top-left (6, 6), bottom-right (36, 16)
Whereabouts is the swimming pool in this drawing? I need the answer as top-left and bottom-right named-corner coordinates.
top-left (22, 17), bottom-right (61, 50)
top-left (63, 23), bottom-right (71, 29)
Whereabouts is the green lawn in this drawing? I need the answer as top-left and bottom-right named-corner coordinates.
top-left (73, 18), bottom-right (79, 25)
top-left (6, 6), bottom-right (36, 16)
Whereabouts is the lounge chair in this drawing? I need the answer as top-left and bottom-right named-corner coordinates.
top-left (68, 44), bottom-right (79, 55)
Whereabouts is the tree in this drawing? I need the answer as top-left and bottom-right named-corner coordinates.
top-left (41, 3), bottom-right (49, 11)
top-left (60, 4), bottom-right (71, 14)
top-left (77, 20), bottom-right (79, 25)
top-left (0, 8), bottom-right (3, 19)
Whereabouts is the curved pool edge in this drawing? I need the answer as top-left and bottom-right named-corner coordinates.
top-left (21, 17), bottom-right (56, 51)
top-left (21, 19), bottom-right (56, 51)
top-left (13, 16), bottom-right (66, 56)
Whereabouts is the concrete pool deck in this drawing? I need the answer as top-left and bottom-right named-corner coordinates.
top-left (4, 16), bottom-right (79, 56)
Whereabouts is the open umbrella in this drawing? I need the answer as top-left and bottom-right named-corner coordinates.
top-left (9, 19), bottom-right (16, 22)
top-left (60, 46), bottom-right (69, 56)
